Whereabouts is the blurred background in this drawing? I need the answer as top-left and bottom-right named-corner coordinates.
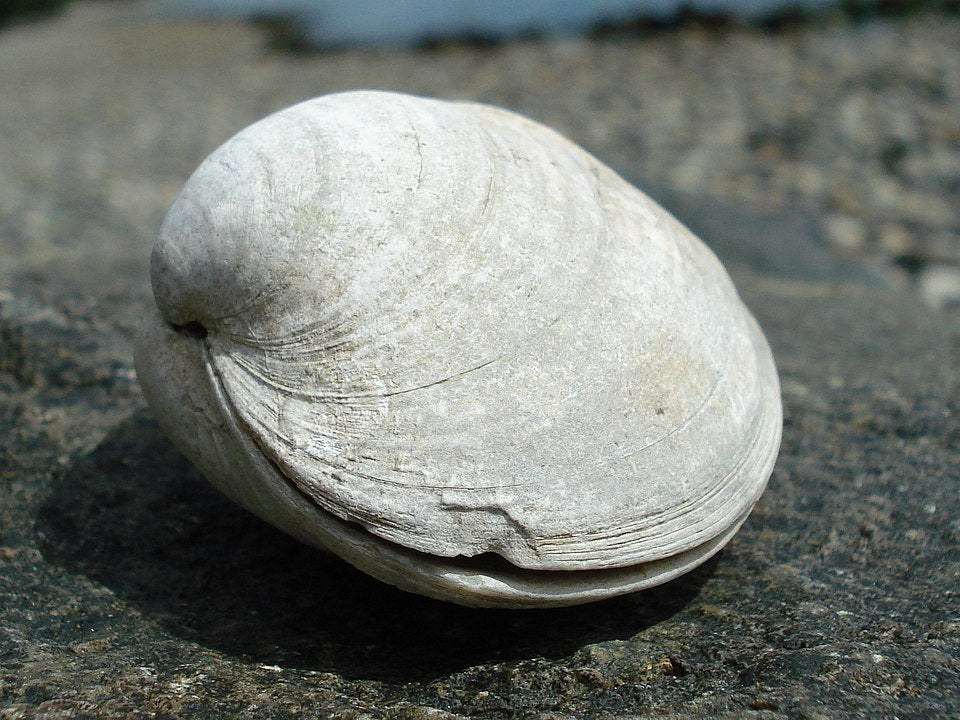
top-left (1, 0), bottom-right (958, 315)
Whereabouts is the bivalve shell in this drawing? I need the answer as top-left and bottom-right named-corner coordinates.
top-left (135, 91), bottom-right (782, 608)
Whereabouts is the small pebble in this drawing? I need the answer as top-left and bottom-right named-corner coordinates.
top-left (918, 263), bottom-right (960, 310)
top-left (877, 223), bottom-right (915, 257)
top-left (823, 213), bottom-right (869, 254)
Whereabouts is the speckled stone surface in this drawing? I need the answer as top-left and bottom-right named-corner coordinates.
top-left (1, 6), bottom-right (958, 718)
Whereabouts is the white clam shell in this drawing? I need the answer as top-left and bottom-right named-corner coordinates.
top-left (134, 91), bottom-right (782, 608)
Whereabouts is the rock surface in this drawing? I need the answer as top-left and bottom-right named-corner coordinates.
top-left (1, 5), bottom-right (958, 718)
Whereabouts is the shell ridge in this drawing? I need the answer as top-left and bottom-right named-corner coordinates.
top-left (533, 339), bottom-right (778, 564)
top-left (616, 366), bottom-right (726, 465)
top-left (226, 319), bottom-right (357, 353)
top-left (214, 349), bottom-right (534, 493)
top-left (208, 271), bottom-right (293, 325)
top-left (220, 358), bottom-right (527, 496)
top-left (613, 380), bottom-right (777, 554)
top-left (377, 356), bottom-right (501, 398)
top-left (406, 113), bottom-right (425, 190)
top-left (211, 355), bottom-right (420, 513)
top-left (571, 363), bottom-right (766, 540)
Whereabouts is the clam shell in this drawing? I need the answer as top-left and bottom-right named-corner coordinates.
top-left (134, 90), bottom-right (782, 608)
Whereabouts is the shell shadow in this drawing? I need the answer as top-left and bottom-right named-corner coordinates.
top-left (37, 410), bottom-right (714, 683)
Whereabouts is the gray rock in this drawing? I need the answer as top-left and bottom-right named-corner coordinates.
top-left (1, 8), bottom-right (957, 718)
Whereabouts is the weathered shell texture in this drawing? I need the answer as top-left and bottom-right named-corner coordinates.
top-left (135, 90), bottom-right (782, 608)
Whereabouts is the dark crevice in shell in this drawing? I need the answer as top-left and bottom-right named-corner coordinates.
top-left (170, 320), bottom-right (209, 339)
